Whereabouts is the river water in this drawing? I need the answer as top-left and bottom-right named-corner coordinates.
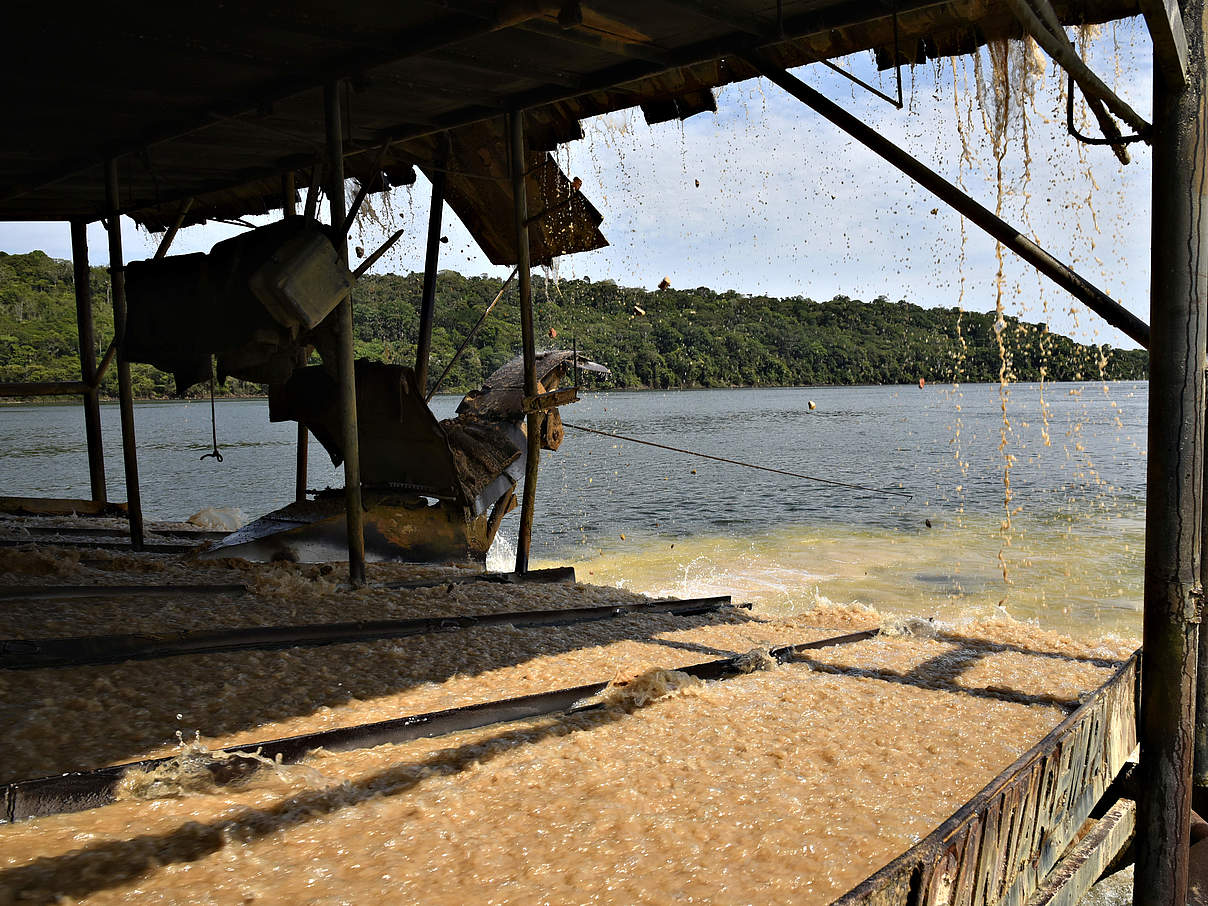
top-left (0, 381), bottom-right (1146, 635)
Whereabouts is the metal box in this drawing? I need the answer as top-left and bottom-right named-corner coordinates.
top-left (248, 229), bottom-right (354, 331)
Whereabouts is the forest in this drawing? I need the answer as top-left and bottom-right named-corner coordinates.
top-left (0, 249), bottom-right (1148, 398)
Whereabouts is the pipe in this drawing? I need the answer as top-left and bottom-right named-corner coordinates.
top-left (70, 220), bottom-right (106, 503)
top-left (1005, 0), bottom-right (1151, 139)
top-left (352, 228), bottom-right (405, 279)
top-left (1, 595), bottom-right (738, 670)
top-left (1136, 0), bottom-right (1208, 901)
top-left (749, 58), bottom-right (1151, 350)
top-left (509, 110), bottom-right (540, 575)
top-left (325, 82), bottom-right (366, 587)
top-left (104, 159), bottom-right (144, 551)
top-left (1017, 0), bottom-right (1132, 164)
top-left (283, 171), bottom-right (308, 504)
top-left (426, 267), bottom-right (517, 401)
top-left (415, 154), bottom-right (447, 393)
top-left (92, 339), bottom-right (117, 387)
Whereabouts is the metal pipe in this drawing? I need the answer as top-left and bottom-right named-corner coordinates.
top-left (283, 171), bottom-right (309, 504)
top-left (509, 110), bottom-right (540, 575)
top-left (70, 221), bottom-right (106, 504)
top-left (749, 58), bottom-right (1151, 350)
top-left (426, 267), bottom-right (518, 401)
top-left (104, 159), bottom-right (144, 551)
top-left (92, 339), bottom-right (117, 387)
top-left (1005, 0), bottom-right (1151, 139)
top-left (352, 228), bottom-right (405, 279)
top-left (1019, 0), bottom-right (1132, 164)
top-left (414, 160), bottom-right (447, 394)
top-left (324, 81), bottom-right (366, 587)
top-left (1136, 0), bottom-right (1208, 901)
top-left (2, 595), bottom-right (738, 670)
top-left (153, 198), bottom-right (193, 259)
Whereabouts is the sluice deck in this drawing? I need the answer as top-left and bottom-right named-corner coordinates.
top-left (0, 537), bottom-right (1138, 906)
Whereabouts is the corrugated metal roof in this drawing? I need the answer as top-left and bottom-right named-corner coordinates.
top-left (1, 0), bottom-right (1139, 262)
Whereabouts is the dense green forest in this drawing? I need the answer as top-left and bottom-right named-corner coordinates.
top-left (0, 249), bottom-right (1147, 398)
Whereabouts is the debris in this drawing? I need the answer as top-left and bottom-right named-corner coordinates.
top-left (694, 179), bottom-right (700, 188)
top-left (549, 327), bottom-right (558, 338)
top-left (355, 245), bottom-right (365, 258)
top-left (633, 305), bottom-right (646, 316)
top-left (657, 276), bottom-right (671, 291)
top-left (808, 400), bottom-right (817, 410)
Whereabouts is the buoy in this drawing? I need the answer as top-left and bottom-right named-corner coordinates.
top-left (808, 400), bottom-right (816, 410)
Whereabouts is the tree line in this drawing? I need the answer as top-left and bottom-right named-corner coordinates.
top-left (0, 249), bottom-right (1147, 398)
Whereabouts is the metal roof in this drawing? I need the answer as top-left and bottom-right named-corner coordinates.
top-left (3, 0), bottom-right (1140, 254)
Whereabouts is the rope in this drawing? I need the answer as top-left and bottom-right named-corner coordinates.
top-left (200, 364), bottom-right (223, 463)
top-left (561, 422), bottom-right (912, 499)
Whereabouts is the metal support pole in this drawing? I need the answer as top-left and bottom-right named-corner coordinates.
top-left (283, 172), bottom-right (309, 504)
top-left (1138, 0), bottom-right (1208, 901)
top-left (415, 148), bottom-right (447, 394)
top-left (509, 111), bottom-right (540, 575)
top-left (324, 81), bottom-right (366, 586)
top-left (104, 160), bottom-right (144, 550)
top-left (748, 57), bottom-right (1151, 350)
top-left (70, 219), bottom-right (106, 503)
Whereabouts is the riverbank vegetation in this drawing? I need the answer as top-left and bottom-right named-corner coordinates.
top-left (0, 249), bottom-right (1147, 398)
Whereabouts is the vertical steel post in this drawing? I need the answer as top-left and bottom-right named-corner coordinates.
top-left (71, 219), bottom-right (106, 503)
top-left (324, 81), bottom-right (366, 586)
top-left (1138, 0), bottom-right (1208, 902)
top-left (509, 110), bottom-right (540, 574)
top-left (104, 160), bottom-right (144, 549)
top-left (283, 172), bottom-right (309, 504)
top-left (414, 153), bottom-right (447, 394)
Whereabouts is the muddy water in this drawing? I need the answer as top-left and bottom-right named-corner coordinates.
top-left (0, 539), bottom-right (1134, 905)
top-left (0, 628), bottom-right (1126, 905)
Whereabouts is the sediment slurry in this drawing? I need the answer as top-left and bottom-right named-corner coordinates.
top-left (0, 536), bottom-right (1136, 905)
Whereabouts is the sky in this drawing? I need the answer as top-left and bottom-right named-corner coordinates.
top-left (0, 20), bottom-right (1154, 349)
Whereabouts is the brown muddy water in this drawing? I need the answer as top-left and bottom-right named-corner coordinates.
top-left (0, 543), bottom-right (1135, 905)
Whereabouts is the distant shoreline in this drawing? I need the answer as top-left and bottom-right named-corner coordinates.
top-left (0, 378), bottom-right (1151, 406)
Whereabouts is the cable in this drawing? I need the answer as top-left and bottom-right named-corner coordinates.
top-left (561, 422), bottom-right (912, 499)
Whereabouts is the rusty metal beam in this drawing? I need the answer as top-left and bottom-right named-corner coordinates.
top-left (281, 171), bottom-right (309, 505)
top-left (510, 109), bottom-right (540, 575)
top-left (0, 584), bottom-right (247, 602)
top-left (104, 158), bottom-right (144, 551)
top-left (1137, 0), bottom-right (1208, 901)
top-left (749, 57), bottom-right (1152, 350)
top-left (70, 220), bottom-right (106, 503)
top-left (415, 148), bottom-right (447, 394)
top-left (325, 81), bottom-right (366, 587)
top-left (0, 595), bottom-right (740, 670)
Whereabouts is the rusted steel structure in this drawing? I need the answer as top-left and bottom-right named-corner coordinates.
top-left (0, 1), bottom-right (1202, 904)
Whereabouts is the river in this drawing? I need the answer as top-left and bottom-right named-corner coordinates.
top-left (0, 381), bottom-right (1146, 635)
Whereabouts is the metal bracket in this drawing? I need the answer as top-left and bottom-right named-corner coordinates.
top-left (1138, 0), bottom-right (1190, 91)
top-left (821, 6), bottom-right (903, 110)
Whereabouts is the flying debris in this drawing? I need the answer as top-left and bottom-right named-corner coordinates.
top-left (658, 276), bottom-right (671, 291)
top-left (808, 400), bottom-right (817, 410)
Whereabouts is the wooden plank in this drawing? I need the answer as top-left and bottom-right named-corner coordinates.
top-left (1023, 800), bottom-right (1136, 906)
